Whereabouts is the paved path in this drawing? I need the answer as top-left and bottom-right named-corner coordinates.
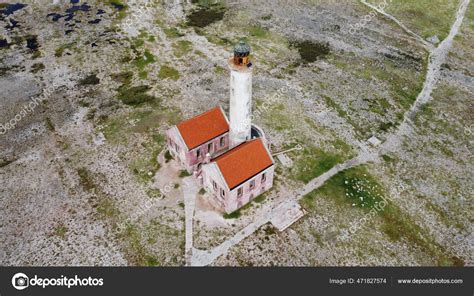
top-left (183, 177), bottom-right (198, 265)
top-left (187, 0), bottom-right (471, 266)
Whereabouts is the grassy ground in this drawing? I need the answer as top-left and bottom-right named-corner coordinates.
top-left (300, 165), bottom-right (464, 266)
top-left (291, 146), bottom-right (346, 184)
top-left (368, 0), bottom-right (460, 40)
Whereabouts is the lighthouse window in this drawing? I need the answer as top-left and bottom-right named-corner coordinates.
top-left (220, 189), bottom-right (225, 198)
top-left (237, 187), bottom-right (243, 197)
top-left (249, 179), bottom-right (255, 190)
top-left (220, 137), bottom-right (225, 147)
top-left (208, 142), bottom-right (212, 153)
top-left (262, 173), bottom-right (266, 182)
top-left (196, 148), bottom-right (201, 158)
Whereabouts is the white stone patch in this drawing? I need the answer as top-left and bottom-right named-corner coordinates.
top-left (276, 153), bottom-right (294, 168)
top-left (270, 201), bottom-right (306, 232)
top-left (93, 132), bottom-right (106, 146)
top-left (367, 135), bottom-right (382, 147)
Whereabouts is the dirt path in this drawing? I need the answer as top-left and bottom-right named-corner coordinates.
top-left (186, 0), bottom-right (471, 266)
top-left (359, 0), bottom-right (434, 49)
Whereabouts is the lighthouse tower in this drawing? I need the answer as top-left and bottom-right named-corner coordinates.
top-left (228, 40), bottom-right (253, 148)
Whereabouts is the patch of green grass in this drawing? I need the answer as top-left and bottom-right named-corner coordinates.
top-left (53, 224), bottom-right (67, 239)
top-left (253, 194), bottom-right (266, 203)
top-left (301, 165), bottom-right (464, 266)
top-left (374, 0), bottom-right (459, 40)
top-left (77, 167), bottom-right (95, 192)
top-left (130, 157), bottom-right (160, 183)
top-left (179, 170), bottom-right (192, 178)
top-left (301, 166), bottom-right (384, 210)
top-left (133, 50), bottom-right (156, 71)
top-left (133, 38), bottom-right (145, 48)
top-left (109, 0), bottom-right (127, 19)
top-left (205, 34), bottom-right (231, 46)
top-left (145, 256), bottom-right (159, 266)
top-left (172, 40), bottom-right (193, 58)
top-left (97, 199), bottom-right (120, 218)
top-left (158, 65), bottom-right (180, 80)
top-left (54, 43), bottom-right (73, 57)
top-left (223, 210), bottom-right (241, 219)
top-left (262, 106), bottom-right (293, 132)
top-left (291, 146), bottom-right (345, 184)
top-left (331, 138), bottom-right (354, 156)
top-left (130, 134), bottom-right (165, 183)
top-left (119, 220), bottom-right (183, 266)
top-left (138, 71), bottom-right (148, 79)
top-left (163, 27), bottom-right (185, 38)
top-left (248, 25), bottom-right (268, 38)
top-left (214, 65), bottom-right (225, 74)
top-left (117, 85), bottom-right (157, 106)
top-left (111, 71), bottom-right (133, 84)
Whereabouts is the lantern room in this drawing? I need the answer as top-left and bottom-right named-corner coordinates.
top-left (233, 40), bottom-right (251, 66)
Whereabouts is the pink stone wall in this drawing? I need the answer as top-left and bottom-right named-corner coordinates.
top-left (166, 128), bottom-right (229, 173)
top-left (203, 164), bottom-right (275, 213)
top-left (225, 165), bottom-right (275, 213)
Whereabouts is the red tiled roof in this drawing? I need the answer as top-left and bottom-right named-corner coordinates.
top-left (177, 107), bottom-right (229, 150)
top-left (214, 138), bottom-right (273, 190)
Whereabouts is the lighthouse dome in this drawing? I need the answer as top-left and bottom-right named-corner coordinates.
top-left (234, 40), bottom-right (250, 57)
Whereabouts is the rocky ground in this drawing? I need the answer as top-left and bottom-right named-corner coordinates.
top-left (0, 0), bottom-right (472, 266)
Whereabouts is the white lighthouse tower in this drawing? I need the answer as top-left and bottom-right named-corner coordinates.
top-left (228, 40), bottom-right (253, 148)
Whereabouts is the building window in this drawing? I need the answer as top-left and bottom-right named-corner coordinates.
top-left (262, 173), bottom-right (266, 182)
top-left (220, 189), bottom-right (225, 198)
top-left (237, 187), bottom-right (243, 197)
top-left (249, 179), bottom-right (255, 190)
top-left (196, 148), bottom-right (201, 158)
top-left (212, 180), bottom-right (217, 191)
top-left (208, 142), bottom-right (212, 153)
top-left (220, 137), bottom-right (225, 147)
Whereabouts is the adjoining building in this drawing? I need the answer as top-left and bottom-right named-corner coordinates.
top-left (166, 40), bottom-right (275, 214)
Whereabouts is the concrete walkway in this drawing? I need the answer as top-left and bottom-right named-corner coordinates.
top-left (183, 177), bottom-right (199, 265)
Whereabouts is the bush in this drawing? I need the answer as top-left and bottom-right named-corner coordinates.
top-left (223, 210), bottom-right (241, 219)
top-left (164, 150), bottom-right (174, 162)
top-left (79, 74), bottom-right (100, 85)
top-left (117, 85), bottom-right (156, 106)
top-left (179, 170), bottom-right (192, 178)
